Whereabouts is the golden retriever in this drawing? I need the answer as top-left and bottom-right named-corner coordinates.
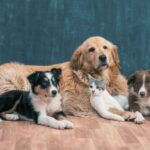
top-left (0, 36), bottom-right (135, 118)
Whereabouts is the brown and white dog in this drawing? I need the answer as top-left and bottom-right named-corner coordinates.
top-left (0, 36), bottom-right (130, 118)
top-left (128, 70), bottom-right (150, 123)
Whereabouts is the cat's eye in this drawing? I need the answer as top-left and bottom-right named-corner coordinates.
top-left (97, 86), bottom-right (104, 90)
top-left (90, 85), bottom-right (93, 88)
top-left (88, 47), bottom-right (95, 52)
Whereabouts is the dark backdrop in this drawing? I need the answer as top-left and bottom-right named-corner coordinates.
top-left (0, 0), bottom-right (149, 77)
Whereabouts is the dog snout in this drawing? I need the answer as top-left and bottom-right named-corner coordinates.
top-left (139, 91), bottom-right (146, 98)
top-left (51, 90), bottom-right (57, 97)
top-left (99, 55), bottom-right (107, 64)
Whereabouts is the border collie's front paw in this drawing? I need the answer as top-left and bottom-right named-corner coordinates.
top-left (134, 111), bottom-right (145, 124)
top-left (0, 118), bottom-right (3, 122)
top-left (60, 120), bottom-right (74, 129)
top-left (54, 120), bottom-right (73, 129)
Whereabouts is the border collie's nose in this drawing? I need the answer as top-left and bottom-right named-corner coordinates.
top-left (99, 55), bottom-right (107, 63)
top-left (140, 91), bottom-right (146, 98)
top-left (51, 90), bottom-right (57, 97)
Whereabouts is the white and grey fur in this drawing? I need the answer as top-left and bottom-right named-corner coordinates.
top-left (88, 74), bottom-right (125, 121)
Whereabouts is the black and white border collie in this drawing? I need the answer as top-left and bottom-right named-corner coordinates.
top-left (128, 70), bottom-right (150, 123)
top-left (0, 68), bottom-right (73, 129)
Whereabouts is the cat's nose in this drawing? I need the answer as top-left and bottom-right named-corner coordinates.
top-left (92, 90), bottom-right (95, 94)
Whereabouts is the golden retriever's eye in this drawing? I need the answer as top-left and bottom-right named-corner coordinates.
top-left (103, 45), bottom-right (108, 49)
top-left (88, 47), bottom-right (95, 52)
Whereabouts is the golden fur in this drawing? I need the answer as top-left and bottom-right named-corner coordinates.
top-left (0, 63), bottom-right (31, 95)
top-left (0, 36), bottom-right (128, 116)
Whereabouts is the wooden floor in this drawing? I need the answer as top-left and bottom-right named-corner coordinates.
top-left (0, 116), bottom-right (150, 150)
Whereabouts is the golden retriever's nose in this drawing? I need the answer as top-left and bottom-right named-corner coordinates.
top-left (99, 55), bottom-right (107, 64)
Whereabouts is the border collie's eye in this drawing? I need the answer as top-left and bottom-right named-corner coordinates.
top-left (41, 82), bottom-right (49, 88)
top-left (90, 85), bottom-right (93, 88)
top-left (88, 47), bottom-right (95, 52)
top-left (103, 45), bottom-right (108, 49)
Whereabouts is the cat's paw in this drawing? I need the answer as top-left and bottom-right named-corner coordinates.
top-left (134, 111), bottom-right (145, 124)
top-left (124, 112), bottom-right (136, 121)
top-left (114, 116), bottom-right (125, 122)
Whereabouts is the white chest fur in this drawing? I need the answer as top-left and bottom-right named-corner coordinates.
top-left (139, 97), bottom-right (150, 116)
top-left (30, 92), bottom-right (62, 116)
top-left (90, 89), bottom-right (123, 112)
top-left (47, 93), bottom-right (62, 116)
top-left (90, 89), bottom-right (125, 121)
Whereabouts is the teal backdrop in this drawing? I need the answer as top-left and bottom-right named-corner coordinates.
top-left (0, 0), bottom-right (149, 77)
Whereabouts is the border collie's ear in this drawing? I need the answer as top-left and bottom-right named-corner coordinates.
top-left (27, 72), bottom-right (40, 85)
top-left (51, 68), bottom-right (62, 84)
top-left (128, 73), bottom-right (137, 87)
top-left (51, 68), bottom-right (62, 77)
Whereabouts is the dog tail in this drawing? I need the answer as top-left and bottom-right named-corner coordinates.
top-left (0, 62), bottom-right (31, 95)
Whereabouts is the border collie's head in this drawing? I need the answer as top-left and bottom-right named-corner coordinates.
top-left (27, 68), bottom-right (62, 97)
top-left (128, 70), bottom-right (150, 99)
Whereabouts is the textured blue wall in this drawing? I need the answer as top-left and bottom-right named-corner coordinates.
top-left (0, 0), bottom-right (149, 77)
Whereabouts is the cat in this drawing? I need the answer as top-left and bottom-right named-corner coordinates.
top-left (88, 74), bottom-right (136, 122)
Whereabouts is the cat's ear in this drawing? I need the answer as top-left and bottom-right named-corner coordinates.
top-left (100, 78), bottom-right (105, 84)
top-left (88, 74), bottom-right (95, 81)
top-left (97, 79), bottom-right (104, 84)
top-left (98, 78), bottom-right (106, 87)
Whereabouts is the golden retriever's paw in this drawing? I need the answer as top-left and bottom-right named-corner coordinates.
top-left (59, 120), bottom-right (74, 129)
top-left (134, 111), bottom-right (145, 124)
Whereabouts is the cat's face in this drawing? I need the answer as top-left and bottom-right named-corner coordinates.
top-left (88, 74), bottom-right (105, 96)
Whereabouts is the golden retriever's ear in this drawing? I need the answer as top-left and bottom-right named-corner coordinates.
top-left (111, 45), bottom-right (120, 69)
top-left (70, 47), bottom-right (83, 70)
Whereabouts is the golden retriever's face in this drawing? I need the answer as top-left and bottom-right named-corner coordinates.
top-left (71, 36), bottom-right (120, 73)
